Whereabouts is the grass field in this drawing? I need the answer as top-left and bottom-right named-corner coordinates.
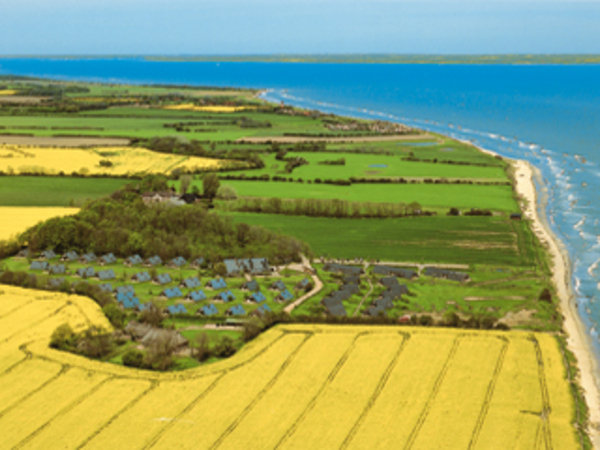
top-left (0, 176), bottom-right (128, 206)
top-left (208, 180), bottom-right (518, 212)
top-left (233, 152), bottom-right (508, 181)
top-left (0, 286), bottom-right (579, 449)
top-left (0, 145), bottom-right (223, 176)
top-left (226, 213), bottom-right (537, 266)
top-left (0, 207), bottom-right (79, 240)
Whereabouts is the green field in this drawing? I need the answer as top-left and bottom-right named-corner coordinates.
top-left (226, 212), bottom-right (538, 266)
top-left (232, 152), bottom-right (508, 181)
top-left (0, 176), bottom-right (129, 206)
top-left (208, 180), bottom-right (518, 211)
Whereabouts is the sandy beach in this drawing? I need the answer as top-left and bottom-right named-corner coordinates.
top-left (512, 159), bottom-right (600, 446)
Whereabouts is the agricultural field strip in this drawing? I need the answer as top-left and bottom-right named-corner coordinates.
top-left (0, 288), bottom-right (578, 449)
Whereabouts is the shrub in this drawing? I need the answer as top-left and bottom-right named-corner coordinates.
top-left (122, 348), bottom-right (146, 368)
top-left (214, 336), bottom-right (237, 357)
top-left (50, 324), bottom-right (76, 350)
top-left (103, 303), bottom-right (126, 329)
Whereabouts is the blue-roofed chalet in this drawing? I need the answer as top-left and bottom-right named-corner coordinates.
top-left (40, 250), bottom-right (56, 260)
top-left (251, 303), bottom-right (272, 317)
top-left (116, 285), bottom-right (135, 295)
top-left (29, 261), bottom-right (49, 271)
top-left (226, 305), bottom-right (246, 316)
top-left (270, 280), bottom-right (286, 291)
top-left (154, 273), bottom-right (172, 285)
top-left (187, 290), bottom-right (207, 302)
top-left (248, 291), bottom-right (267, 303)
top-left (275, 289), bottom-right (293, 302)
top-left (99, 253), bottom-right (117, 265)
top-left (144, 255), bottom-right (163, 267)
top-left (99, 283), bottom-right (113, 293)
top-left (124, 255), bottom-right (143, 267)
top-left (96, 269), bottom-right (116, 281)
top-left (132, 272), bottom-right (151, 283)
top-left (79, 252), bottom-right (97, 264)
top-left (76, 267), bottom-right (95, 278)
top-left (206, 278), bottom-right (227, 290)
top-left (215, 290), bottom-right (235, 302)
top-left (198, 303), bottom-right (219, 316)
top-left (190, 257), bottom-right (205, 268)
top-left (168, 256), bottom-right (187, 268)
top-left (180, 277), bottom-right (201, 289)
top-left (61, 251), bottom-right (79, 262)
top-left (160, 287), bottom-right (183, 299)
top-left (48, 264), bottom-right (66, 275)
top-left (166, 304), bottom-right (188, 315)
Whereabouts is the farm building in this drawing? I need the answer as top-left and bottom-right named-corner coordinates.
top-left (124, 255), bottom-right (143, 267)
top-left (275, 289), bottom-right (294, 302)
top-left (251, 303), bottom-right (272, 317)
top-left (132, 272), bottom-right (152, 283)
top-left (187, 290), bottom-right (207, 302)
top-left (166, 304), bottom-right (188, 315)
top-left (270, 280), bottom-right (286, 291)
top-left (96, 269), bottom-right (116, 281)
top-left (39, 250), bottom-right (56, 260)
top-left (141, 191), bottom-right (181, 205)
top-left (125, 321), bottom-right (188, 348)
top-left (76, 267), bottom-right (95, 278)
top-left (424, 267), bottom-right (470, 282)
top-left (154, 273), bottom-right (172, 285)
top-left (144, 255), bottom-right (163, 267)
top-left (206, 278), bottom-right (227, 290)
top-left (241, 280), bottom-right (259, 292)
top-left (190, 257), bottom-right (205, 269)
top-left (180, 277), bottom-right (201, 289)
top-left (48, 264), bottom-right (66, 275)
top-left (61, 251), bottom-right (79, 262)
top-left (98, 253), bottom-right (117, 265)
top-left (372, 265), bottom-right (418, 280)
top-left (99, 283), bottom-right (113, 293)
top-left (198, 303), bottom-right (219, 316)
top-left (29, 261), bottom-right (49, 271)
top-left (168, 256), bottom-right (187, 268)
top-left (226, 305), bottom-right (246, 316)
top-left (248, 291), bottom-right (267, 303)
top-left (160, 287), bottom-right (183, 300)
top-left (223, 258), bottom-right (270, 276)
top-left (79, 253), bottom-right (97, 264)
top-left (215, 290), bottom-right (236, 302)
top-left (323, 263), bottom-right (363, 276)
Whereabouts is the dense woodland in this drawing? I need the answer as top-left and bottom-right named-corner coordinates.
top-left (21, 176), bottom-right (310, 264)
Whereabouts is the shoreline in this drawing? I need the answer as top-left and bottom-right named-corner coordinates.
top-left (508, 155), bottom-right (600, 445)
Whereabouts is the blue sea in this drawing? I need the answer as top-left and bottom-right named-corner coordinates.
top-left (1, 58), bottom-right (600, 358)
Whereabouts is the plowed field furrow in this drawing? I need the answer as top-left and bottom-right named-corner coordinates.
top-left (0, 368), bottom-right (109, 448)
top-left (537, 335), bottom-right (579, 450)
top-left (150, 333), bottom-right (309, 450)
top-left (82, 375), bottom-right (221, 450)
top-left (0, 300), bottom-right (62, 342)
top-left (474, 337), bottom-right (542, 449)
top-left (20, 378), bottom-right (152, 450)
top-left (216, 332), bottom-right (358, 450)
top-left (410, 336), bottom-right (506, 450)
top-left (345, 333), bottom-right (458, 449)
top-left (0, 358), bottom-right (63, 415)
top-left (278, 333), bottom-right (405, 450)
top-left (0, 343), bottom-right (27, 374)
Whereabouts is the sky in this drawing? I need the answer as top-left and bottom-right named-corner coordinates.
top-left (0, 0), bottom-right (599, 55)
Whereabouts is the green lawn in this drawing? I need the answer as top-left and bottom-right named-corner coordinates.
top-left (207, 180), bottom-right (518, 211)
top-left (226, 212), bottom-right (536, 266)
top-left (0, 176), bottom-right (128, 206)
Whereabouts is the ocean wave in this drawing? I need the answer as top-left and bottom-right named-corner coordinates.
top-left (588, 258), bottom-right (600, 276)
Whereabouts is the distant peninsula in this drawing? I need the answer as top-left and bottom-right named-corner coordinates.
top-left (2, 54), bottom-right (600, 65)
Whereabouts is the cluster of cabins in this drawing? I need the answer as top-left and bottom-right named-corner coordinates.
top-left (319, 263), bottom-right (470, 317)
top-left (24, 250), bottom-right (294, 318)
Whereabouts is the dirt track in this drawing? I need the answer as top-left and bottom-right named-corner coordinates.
top-left (237, 133), bottom-right (438, 144)
top-left (0, 135), bottom-right (130, 147)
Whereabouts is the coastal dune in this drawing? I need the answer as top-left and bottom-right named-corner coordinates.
top-left (513, 159), bottom-right (600, 446)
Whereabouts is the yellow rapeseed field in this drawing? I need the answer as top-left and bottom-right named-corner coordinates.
top-left (163, 104), bottom-right (254, 113)
top-left (0, 287), bottom-right (580, 449)
top-left (0, 145), bottom-right (223, 176)
top-left (0, 89), bottom-right (18, 95)
top-left (0, 207), bottom-right (79, 241)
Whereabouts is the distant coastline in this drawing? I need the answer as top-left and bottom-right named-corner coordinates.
top-left (2, 54), bottom-right (600, 65)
